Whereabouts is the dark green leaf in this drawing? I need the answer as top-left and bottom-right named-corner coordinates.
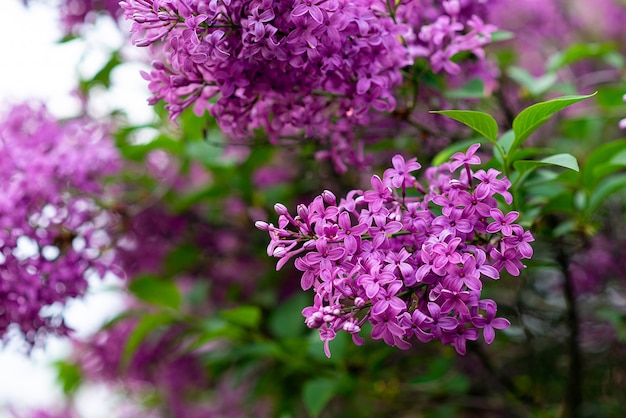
top-left (164, 244), bottom-right (201, 276)
top-left (220, 305), bottom-right (261, 329)
top-left (583, 139), bottom-right (626, 187)
top-left (302, 378), bottom-right (338, 418)
top-left (269, 293), bottom-right (309, 339)
top-left (128, 275), bottom-right (182, 310)
top-left (587, 173), bottom-right (626, 213)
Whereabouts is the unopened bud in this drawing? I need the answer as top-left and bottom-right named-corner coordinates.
top-left (274, 203), bottom-right (289, 216)
top-left (255, 221), bottom-right (270, 231)
top-left (322, 190), bottom-right (337, 205)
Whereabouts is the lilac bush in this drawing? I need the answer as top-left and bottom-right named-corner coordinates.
top-left (258, 144), bottom-right (533, 356)
top-left (6, 0), bottom-right (626, 416)
top-left (0, 103), bottom-right (119, 344)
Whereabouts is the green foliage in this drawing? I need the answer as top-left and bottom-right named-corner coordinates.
top-left (54, 360), bottom-right (82, 395)
top-left (302, 378), bottom-right (339, 418)
top-left (430, 110), bottom-right (498, 142)
top-left (511, 92), bottom-right (597, 153)
top-left (220, 305), bottom-right (262, 329)
top-left (127, 275), bottom-right (182, 310)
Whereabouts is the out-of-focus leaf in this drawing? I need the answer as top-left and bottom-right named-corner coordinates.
top-left (220, 305), bottom-right (261, 329)
top-left (164, 244), bottom-right (201, 276)
top-left (306, 329), bottom-right (349, 363)
top-left (302, 377), bottom-right (338, 418)
top-left (269, 293), bottom-right (309, 339)
top-left (491, 30), bottom-right (514, 42)
top-left (587, 173), bottom-right (626, 213)
top-left (507, 66), bottom-right (558, 97)
top-left (128, 275), bottom-right (182, 310)
top-left (443, 78), bottom-right (486, 99)
top-left (511, 93), bottom-right (596, 154)
top-left (119, 135), bottom-right (183, 161)
top-left (185, 139), bottom-right (235, 168)
top-left (431, 110), bottom-right (498, 142)
top-left (79, 50), bottom-right (122, 92)
top-left (590, 148), bottom-right (626, 180)
top-left (547, 42), bottom-right (624, 72)
top-left (583, 139), bottom-right (626, 187)
top-left (54, 360), bottom-right (82, 395)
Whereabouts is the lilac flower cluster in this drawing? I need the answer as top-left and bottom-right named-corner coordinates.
top-left (121, 0), bottom-right (496, 170)
top-left (399, 0), bottom-right (497, 76)
top-left (59, 0), bottom-right (123, 32)
top-left (0, 103), bottom-right (119, 344)
top-left (257, 144), bottom-right (534, 356)
top-left (121, 0), bottom-right (409, 134)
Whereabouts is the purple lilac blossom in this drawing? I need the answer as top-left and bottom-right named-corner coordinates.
top-left (257, 144), bottom-right (534, 356)
top-left (59, 0), bottom-right (123, 32)
top-left (121, 0), bottom-right (497, 171)
top-left (0, 102), bottom-right (120, 345)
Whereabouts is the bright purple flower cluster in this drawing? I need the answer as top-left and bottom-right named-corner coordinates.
top-left (257, 144), bottom-right (534, 356)
top-left (121, 0), bottom-right (409, 136)
top-left (0, 103), bottom-right (120, 344)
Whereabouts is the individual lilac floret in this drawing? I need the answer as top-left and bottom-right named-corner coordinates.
top-left (257, 144), bottom-right (533, 357)
top-left (0, 102), bottom-right (120, 345)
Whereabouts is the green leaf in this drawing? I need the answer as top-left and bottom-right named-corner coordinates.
top-left (514, 153), bottom-right (580, 174)
top-left (583, 139), bottom-right (626, 187)
top-left (164, 244), bottom-right (201, 276)
top-left (79, 50), bottom-right (122, 92)
top-left (302, 377), bottom-right (338, 418)
top-left (589, 148), bottom-right (626, 180)
top-left (491, 30), bottom-right (514, 42)
top-left (128, 275), bottom-right (182, 310)
top-left (54, 360), bottom-right (82, 395)
top-left (220, 305), bottom-right (261, 329)
top-left (587, 173), bottom-right (626, 213)
top-left (547, 42), bottom-right (623, 72)
top-left (511, 92), bottom-right (596, 154)
top-left (443, 78), bottom-right (486, 99)
top-left (184, 139), bottom-right (235, 168)
top-left (507, 66), bottom-right (558, 97)
top-left (430, 110), bottom-right (498, 143)
top-left (269, 293), bottom-right (309, 339)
